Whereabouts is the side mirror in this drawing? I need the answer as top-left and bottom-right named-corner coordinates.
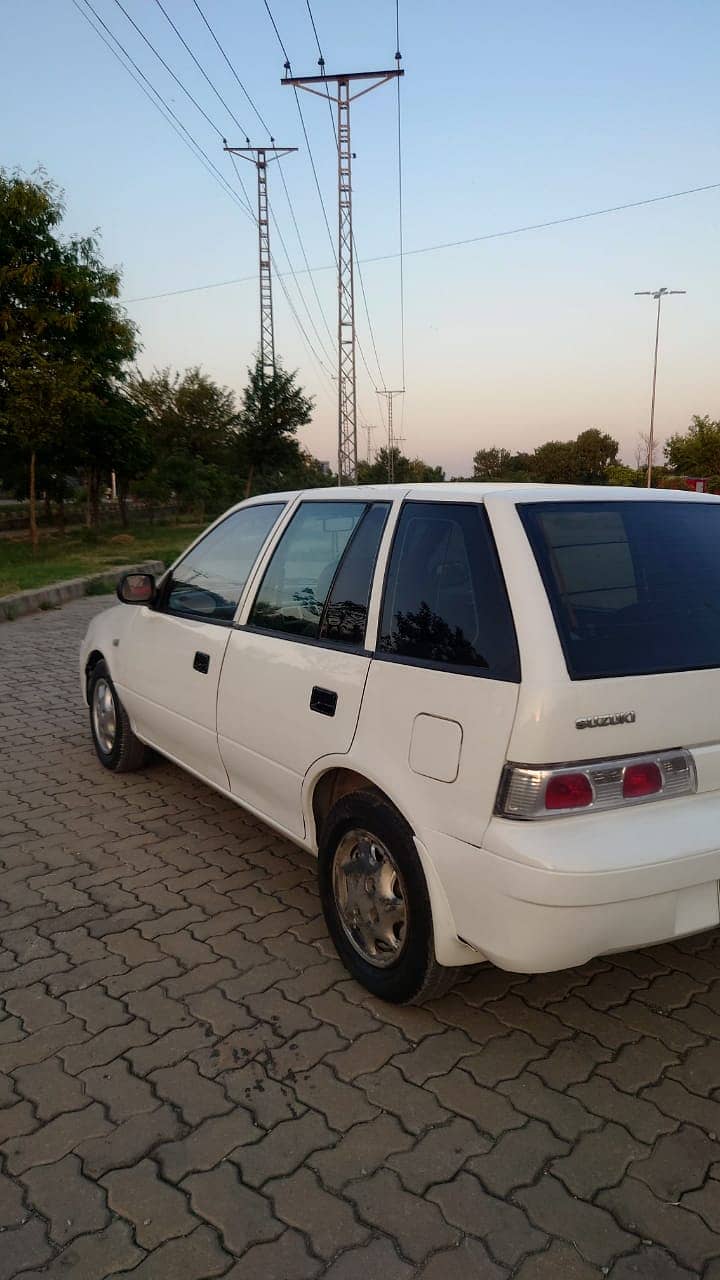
top-left (117, 572), bottom-right (156, 605)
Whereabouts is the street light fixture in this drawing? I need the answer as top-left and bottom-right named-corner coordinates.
top-left (635, 286), bottom-right (686, 488)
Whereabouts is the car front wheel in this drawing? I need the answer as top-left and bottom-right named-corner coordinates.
top-left (88, 660), bottom-right (148, 772)
top-left (318, 789), bottom-right (458, 1004)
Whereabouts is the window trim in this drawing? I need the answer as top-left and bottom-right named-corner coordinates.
top-left (233, 622), bottom-right (373, 659)
top-left (375, 498), bottom-right (521, 683)
top-left (157, 500), bottom-right (286, 627)
top-left (244, 499), bottom-right (389, 650)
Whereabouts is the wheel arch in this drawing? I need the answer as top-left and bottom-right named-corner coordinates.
top-left (306, 761), bottom-right (479, 968)
top-left (309, 765), bottom-right (406, 851)
top-left (84, 649), bottom-right (106, 704)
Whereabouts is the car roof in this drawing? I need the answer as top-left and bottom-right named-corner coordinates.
top-left (243, 481), bottom-right (720, 506)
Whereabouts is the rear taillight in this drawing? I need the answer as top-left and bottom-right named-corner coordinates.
top-left (497, 748), bottom-right (696, 819)
top-left (623, 761), bottom-right (662, 799)
top-left (545, 773), bottom-right (593, 810)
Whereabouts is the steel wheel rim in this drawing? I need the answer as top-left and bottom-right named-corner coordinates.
top-left (92, 678), bottom-right (117, 754)
top-left (332, 829), bottom-right (409, 969)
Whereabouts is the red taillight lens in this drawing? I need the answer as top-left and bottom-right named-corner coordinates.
top-left (623, 761), bottom-right (662, 798)
top-left (545, 773), bottom-right (593, 810)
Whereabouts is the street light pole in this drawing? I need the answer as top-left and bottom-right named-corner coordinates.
top-left (635, 286), bottom-right (686, 487)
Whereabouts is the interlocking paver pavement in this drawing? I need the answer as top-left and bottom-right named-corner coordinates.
top-left (1, 597), bottom-right (720, 1277)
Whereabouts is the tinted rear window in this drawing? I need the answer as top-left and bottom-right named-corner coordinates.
top-left (519, 500), bottom-right (720, 679)
top-left (378, 501), bottom-right (520, 680)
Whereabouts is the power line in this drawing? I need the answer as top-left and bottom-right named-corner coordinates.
top-left (263, 0), bottom-right (380, 434)
top-left (227, 153), bottom-right (335, 384)
top-left (276, 160), bottom-right (335, 351)
top-left (151, 0), bottom-right (249, 137)
top-left (264, 1), bottom-right (337, 265)
top-left (182, 0), bottom-right (337, 372)
top-left (112, 0), bottom-right (333, 373)
top-left (125, 179), bottom-right (720, 303)
top-left (262, 0), bottom-right (291, 66)
top-left (300, 3), bottom-right (389, 394)
top-left (73, 0), bottom-right (254, 221)
top-left (111, 0), bottom-right (225, 141)
top-left (192, 0), bottom-right (272, 138)
top-left (75, 0), bottom-right (338, 385)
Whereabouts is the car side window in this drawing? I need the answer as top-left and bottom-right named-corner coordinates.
top-left (165, 503), bottom-right (285, 623)
top-left (378, 501), bottom-right (520, 680)
top-left (248, 501), bottom-right (383, 642)
top-left (320, 503), bottom-right (390, 646)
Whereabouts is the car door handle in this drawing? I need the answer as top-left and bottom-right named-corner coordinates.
top-left (310, 686), bottom-right (337, 717)
top-left (193, 651), bottom-right (210, 674)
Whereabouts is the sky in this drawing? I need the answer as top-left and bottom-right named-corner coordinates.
top-left (3, 0), bottom-right (719, 476)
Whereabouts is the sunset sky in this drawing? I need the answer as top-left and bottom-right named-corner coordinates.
top-left (4, 0), bottom-right (719, 475)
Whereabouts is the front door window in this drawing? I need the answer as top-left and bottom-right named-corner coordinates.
top-left (165, 503), bottom-right (285, 623)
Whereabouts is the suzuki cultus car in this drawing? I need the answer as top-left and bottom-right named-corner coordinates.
top-left (80, 484), bottom-right (720, 1002)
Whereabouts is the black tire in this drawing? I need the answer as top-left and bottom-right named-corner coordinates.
top-left (88, 659), bottom-right (148, 773)
top-left (318, 789), bottom-right (459, 1004)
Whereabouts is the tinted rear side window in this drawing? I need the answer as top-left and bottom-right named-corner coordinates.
top-left (378, 502), bottom-right (519, 680)
top-left (320, 503), bottom-right (390, 646)
top-left (520, 500), bottom-right (720, 679)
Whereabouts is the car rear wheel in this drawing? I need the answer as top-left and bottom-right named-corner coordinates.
top-left (88, 660), bottom-right (148, 772)
top-left (318, 789), bottom-right (458, 1004)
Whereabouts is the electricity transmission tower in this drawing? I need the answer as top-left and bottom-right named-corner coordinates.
top-left (634, 286), bottom-right (686, 487)
top-left (282, 68), bottom-right (404, 483)
top-left (380, 390), bottom-right (405, 481)
top-left (223, 142), bottom-right (297, 382)
top-left (361, 421), bottom-right (378, 463)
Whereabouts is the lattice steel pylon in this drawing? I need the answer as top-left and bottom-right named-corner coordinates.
top-left (380, 389), bottom-right (405, 481)
top-left (223, 143), bottom-right (297, 382)
top-left (283, 69), bottom-right (403, 483)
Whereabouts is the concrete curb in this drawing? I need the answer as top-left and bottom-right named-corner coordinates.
top-left (0, 560), bottom-right (165, 623)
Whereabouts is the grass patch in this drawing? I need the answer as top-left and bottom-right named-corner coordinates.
top-left (0, 521), bottom-right (205, 597)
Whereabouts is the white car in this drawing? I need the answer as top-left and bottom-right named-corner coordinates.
top-left (80, 484), bottom-right (720, 1003)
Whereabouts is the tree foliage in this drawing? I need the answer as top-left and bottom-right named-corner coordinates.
top-left (126, 367), bottom-right (238, 514)
top-left (665, 416), bottom-right (720, 478)
top-left (234, 357), bottom-right (314, 497)
top-left (0, 169), bottom-right (138, 539)
top-left (470, 428), bottom-right (619, 486)
top-left (357, 447), bottom-right (445, 484)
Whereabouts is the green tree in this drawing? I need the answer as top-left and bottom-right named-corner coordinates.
top-left (530, 439), bottom-right (577, 483)
top-left (234, 357), bottom-right (314, 497)
top-left (468, 447), bottom-right (532, 483)
top-left (530, 428), bottom-right (618, 485)
top-left (357, 447), bottom-right (445, 485)
top-left (573, 428), bottom-right (619, 484)
top-left (473, 447), bottom-right (512, 480)
top-left (0, 169), bottom-right (138, 543)
top-left (606, 462), bottom-right (640, 486)
top-left (127, 367), bottom-right (239, 515)
top-left (665, 415), bottom-right (720, 478)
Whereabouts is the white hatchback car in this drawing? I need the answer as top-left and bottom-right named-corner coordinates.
top-left (80, 484), bottom-right (720, 1002)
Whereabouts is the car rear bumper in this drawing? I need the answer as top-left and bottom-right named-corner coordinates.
top-left (424, 793), bottom-right (720, 972)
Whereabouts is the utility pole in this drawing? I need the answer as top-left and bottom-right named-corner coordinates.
top-left (634, 286), bottom-right (686, 487)
top-left (361, 421), bottom-right (378, 464)
top-left (223, 142), bottom-right (297, 383)
top-left (282, 68), bottom-right (404, 484)
top-left (380, 390), bottom-right (405, 482)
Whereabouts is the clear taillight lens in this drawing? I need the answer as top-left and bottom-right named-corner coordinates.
top-left (497, 748), bottom-right (696, 820)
